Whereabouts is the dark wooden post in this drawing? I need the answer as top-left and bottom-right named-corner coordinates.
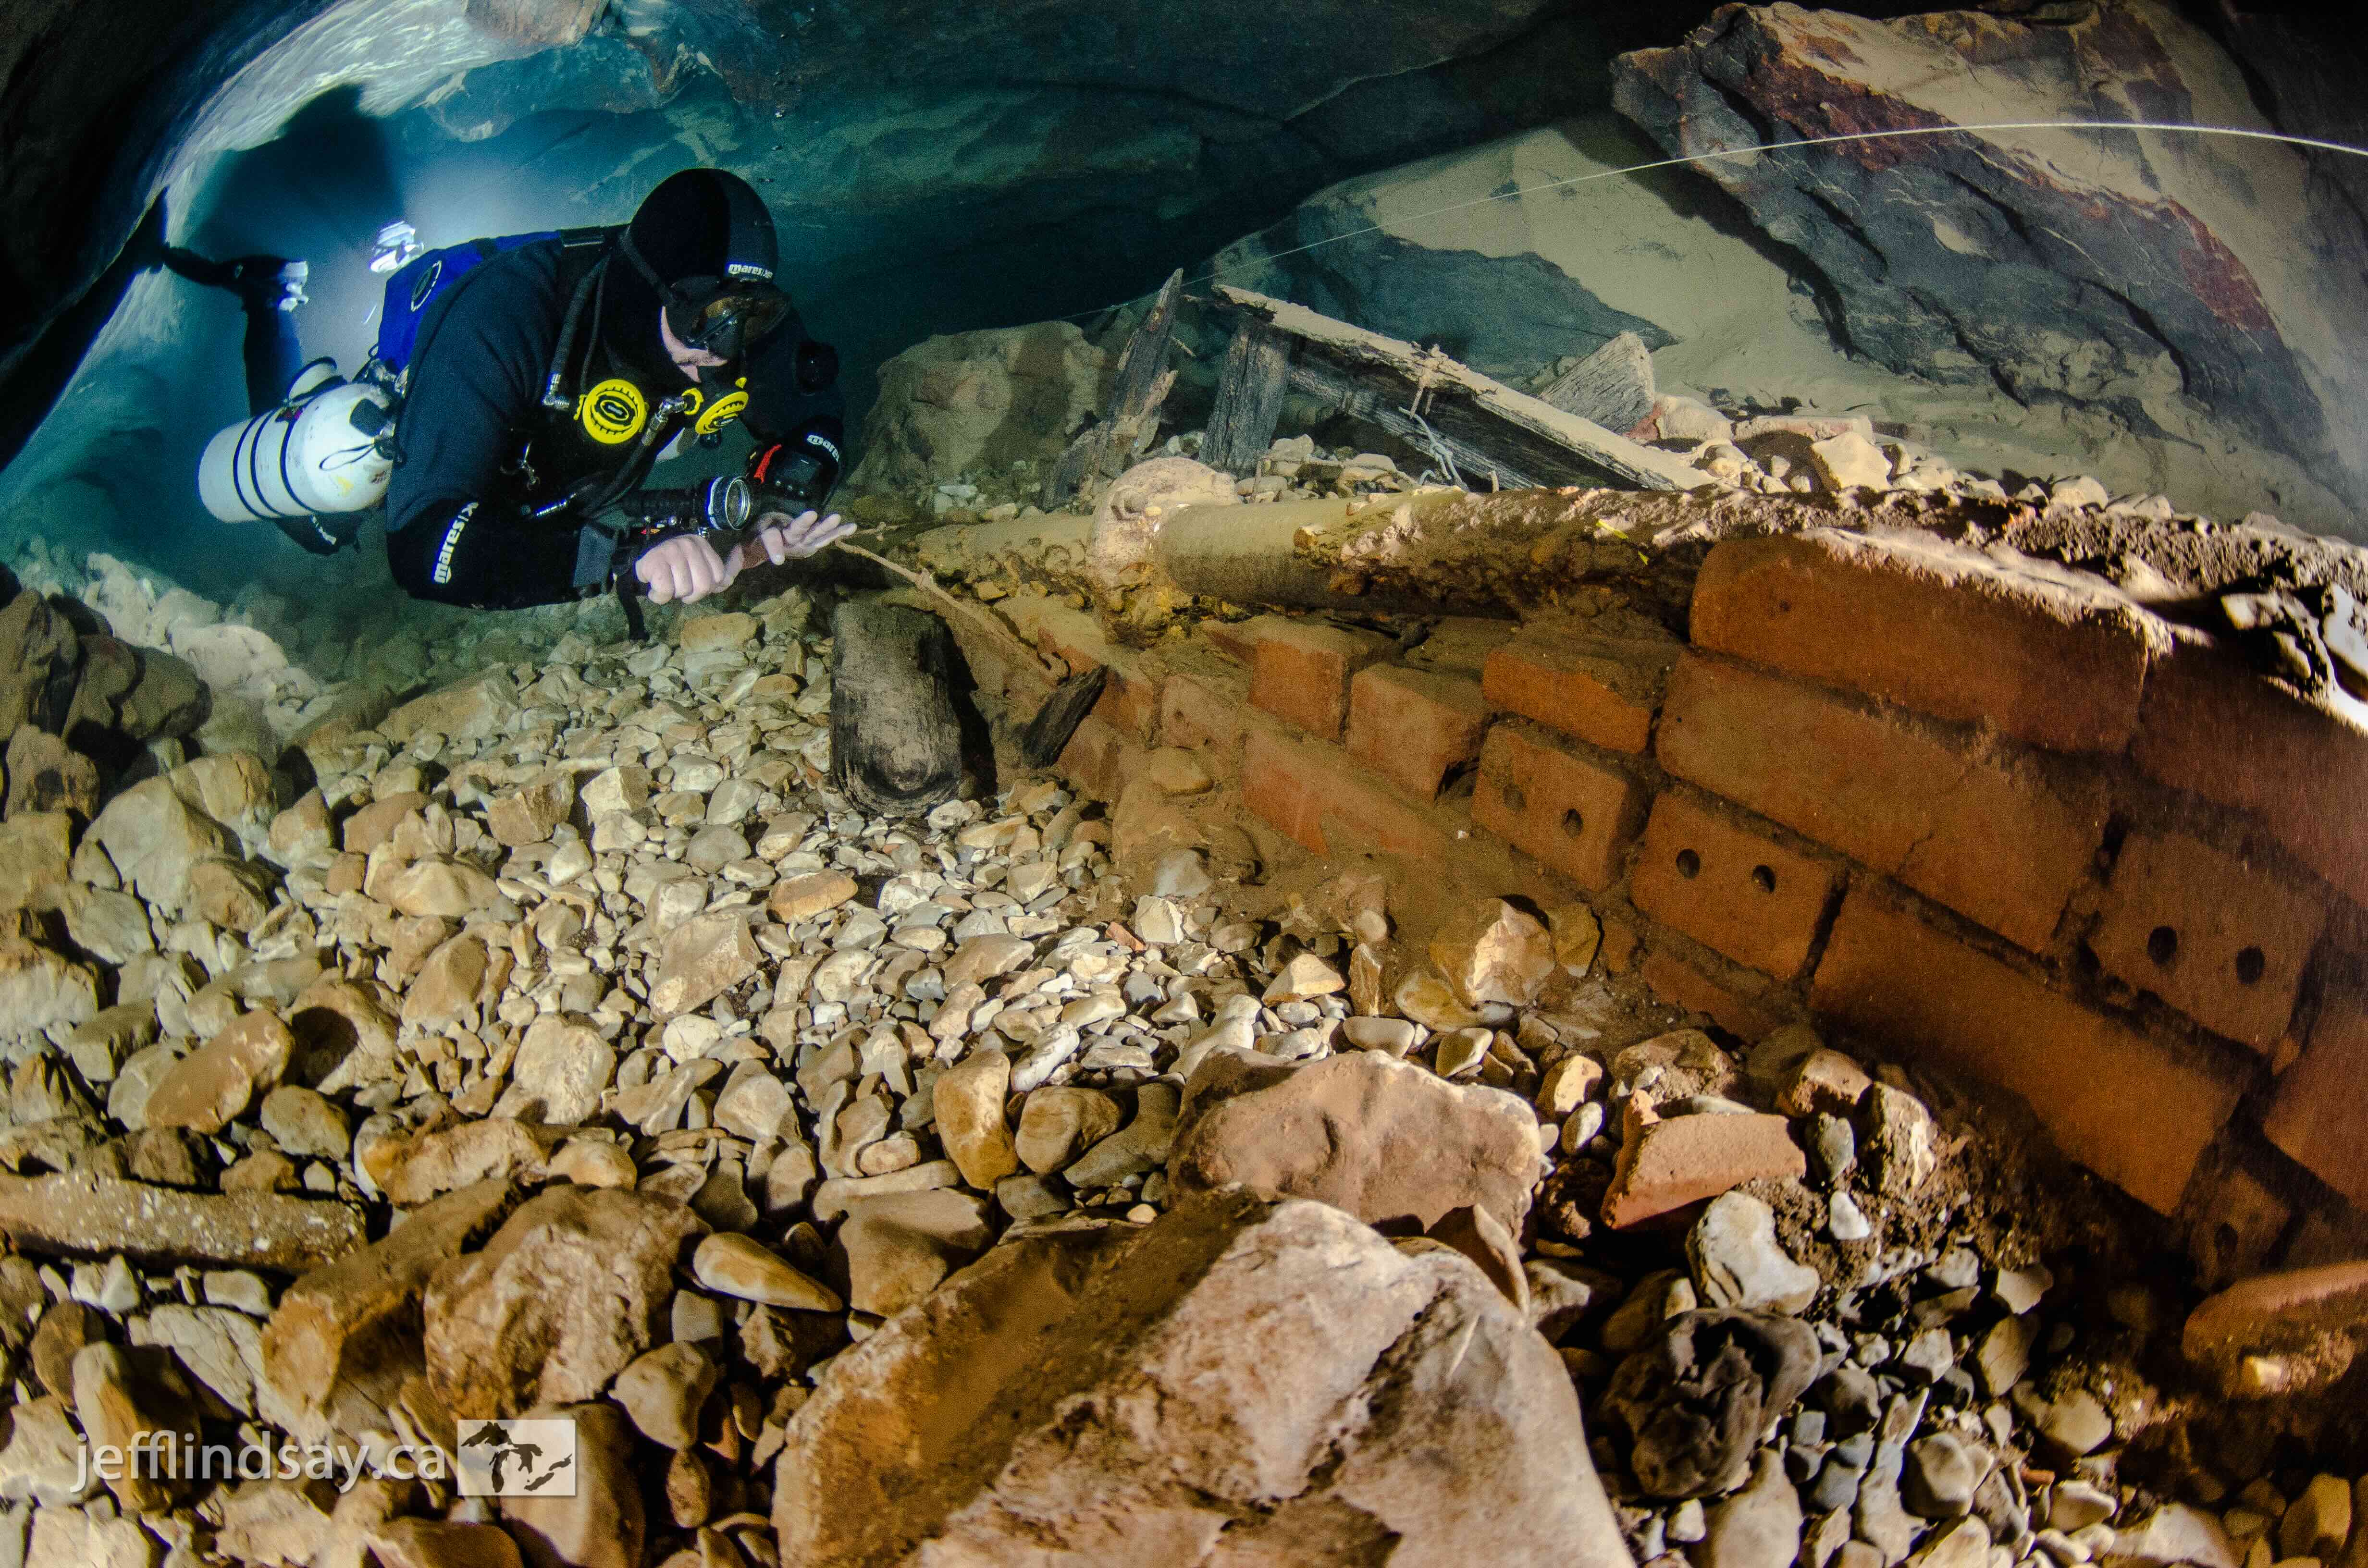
top-left (1202, 320), bottom-right (1293, 475)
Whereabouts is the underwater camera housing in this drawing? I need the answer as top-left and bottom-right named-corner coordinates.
top-left (197, 359), bottom-right (396, 524)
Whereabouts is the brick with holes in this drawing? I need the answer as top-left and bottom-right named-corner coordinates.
top-left (1657, 653), bottom-right (2103, 953)
top-left (2087, 831), bottom-right (2325, 1051)
top-left (1345, 665), bottom-right (1489, 801)
top-left (1811, 893), bottom-right (2242, 1215)
top-left (1630, 792), bottom-right (1842, 982)
top-left (1250, 621), bottom-right (1392, 740)
top-left (1471, 723), bottom-right (1648, 892)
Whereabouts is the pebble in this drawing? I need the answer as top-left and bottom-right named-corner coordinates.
top-left (1690, 1192), bottom-right (1819, 1314)
top-left (691, 1233), bottom-right (843, 1311)
top-left (1903, 1432), bottom-right (1980, 1519)
top-left (1702, 1449), bottom-right (1804, 1568)
top-left (1829, 1191), bottom-right (1872, 1241)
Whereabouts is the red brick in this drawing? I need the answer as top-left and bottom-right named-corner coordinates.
top-left (1481, 635), bottom-right (1674, 753)
top-left (1250, 621), bottom-right (1390, 739)
top-left (1472, 724), bottom-right (1649, 892)
top-left (1055, 716), bottom-right (1147, 803)
top-left (1690, 531), bottom-right (2151, 753)
top-left (1631, 792), bottom-right (1840, 982)
top-left (1658, 654), bottom-right (2104, 953)
top-left (1240, 726), bottom-right (1451, 862)
top-left (2088, 831), bottom-right (2325, 1051)
top-left (1159, 670), bottom-right (1244, 768)
top-left (1601, 1108), bottom-right (1806, 1228)
top-left (1810, 894), bottom-right (2242, 1214)
top-left (1345, 665), bottom-right (1488, 800)
top-left (2262, 989), bottom-right (2368, 1208)
top-left (1003, 596), bottom-right (1159, 738)
top-left (1205, 614), bottom-right (1286, 666)
top-left (2134, 636), bottom-right (2368, 909)
top-left (1638, 949), bottom-right (1786, 1041)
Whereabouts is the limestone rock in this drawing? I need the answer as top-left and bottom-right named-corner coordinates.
top-left (767, 870), bottom-right (858, 924)
top-left (1063, 1081), bottom-right (1180, 1188)
top-left (379, 670), bottom-right (517, 743)
top-left (850, 321), bottom-right (1110, 493)
top-left (1168, 1050), bottom-right (1543, 1235)
top-left (609, 1341), bottom-right (716, 1449)
top-left (691, 1233), bottom-right (842, 1312)
top-left (88, 776), bottom-right (231, 914)
top-left (261, 1180), bottom-right (519, 1435)
top-left (369, 1519), bottom-right (525, 1568)
top-left (423, 1187), bottom-right (705, 1419)
top-left (72, 1341), bottom-right (201, 1511)
top-left (143, 1012), bottom-right (296, 1134)
top-left (0, 811), bottom-right (72, 913)
top-left (380, 859), bottom-right (504, 920)
top-left (934, 1048), bottom-right (1018, 1189)
top-left (485, 770), bottom-right (576, 847)
top-left (381, 1119), bottom-right (568, 1207)
top-left (1701, 1448), bottom-right (1806, 1568)
top-left (838, 1188), bottom-right (994, 1317)
top-left (497, 1402), bottom-right (643, 1568)
top-left (1429, 897), bottom-right (1556, 1008)
top-left (0, 935), bottom-right (99, 1041)
top-left (648, 910), bottom-right (759, 1017)
top-left (1689, 1191), bottom-right (1821, 1314)
top-left (1603, 1309), bottom-right (1822, 1498)
top-left (0, 589), bottom-right (79, 738)
top-left (773, 1189), bottom-right (1630, 1564)
top-left (492, 1016), bottom-right (615, 1126)
top-left (1016, 1087), bottom-right (1122, 1174)
top-left (3, 725), bottom-right (97, 819)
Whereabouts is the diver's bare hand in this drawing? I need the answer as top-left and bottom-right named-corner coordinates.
top-left (751, 509), bottom-right (856, 565)
top-left (635, 534), bottom-right (741, 605)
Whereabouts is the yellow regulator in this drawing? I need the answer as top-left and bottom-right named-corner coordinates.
top-left (577, 378), bottom-right (648, 444)
top-left (696, 386), bottom-right (749, 435)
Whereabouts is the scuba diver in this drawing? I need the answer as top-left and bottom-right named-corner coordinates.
top-left (175, 167), bottom-right (853, 612)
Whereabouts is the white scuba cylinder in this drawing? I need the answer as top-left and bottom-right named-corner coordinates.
top-left (198, 366), bottom-right (395, 524)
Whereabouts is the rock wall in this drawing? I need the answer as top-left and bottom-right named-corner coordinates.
top-left (1205, 2), bottom-right (2368, 538)
top-left (1613, 0), bottom-right (2368, 531)
top-left (930, 487), bottom-right (2368, 1278)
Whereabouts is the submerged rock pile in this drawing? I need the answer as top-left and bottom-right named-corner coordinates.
top-left (0, 539), bottom-right (2360, 1568)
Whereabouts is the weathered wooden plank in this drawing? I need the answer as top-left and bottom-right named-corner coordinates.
top-left (1537, 331), bottom-right (1655, 435)
top-left (1288, 359), bottom-right (1543, 490)
top-left (1042, 270), bottom-right (1186, 510)
top-left (1216, 286), bottom-right (1700, 491)
top-left (1203, 321), bottom-right (1294, 475)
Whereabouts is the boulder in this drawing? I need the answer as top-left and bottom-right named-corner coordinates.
top-left (0, 589), bottom-right (80, 738)
top-left (773, 1190), bottom-right (1632, 1566)
top-left (422, 1187), bottom-right (705, 1419)
top-left (88, 775), bottom-right (233, 914)
top-left (3, 725), bottom-right (97, 820)
top-left (647, 909), bottom-right (759, 1017)
top-left (1167, 1049), bottom-right (1542, 1235)
top-left (849, 322), bottom-right (1110, 492)
top-left (260, 1179), bottom-right (520, 1438)
top-left (143, 1011), bottom-right (296, 1134)
top-left (0, 934), bottom-right (99, 1041)
top-left (497, 1402), bottom-right (643, 1568)
top-left (0, 811), bottom-right (72, 913)
top-left (379, 670), bottom-right (518, 743)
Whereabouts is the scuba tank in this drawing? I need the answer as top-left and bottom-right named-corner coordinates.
top-left (197, 359), bottom-right (395, 523)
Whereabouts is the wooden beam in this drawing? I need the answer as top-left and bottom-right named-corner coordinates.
top-left (1202, 322), bottom-right (1294, 476)
top-left (1216, 286), bottom-right (1700, 492)
top-left (1042, 270), bottom-right (1186, 510)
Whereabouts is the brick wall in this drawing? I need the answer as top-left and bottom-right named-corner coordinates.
top-left (984, 525), bottom-right (2368, 1267)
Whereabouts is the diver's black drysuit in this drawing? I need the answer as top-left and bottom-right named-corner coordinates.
top-left (381, 234), bottom-right (844, 611)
